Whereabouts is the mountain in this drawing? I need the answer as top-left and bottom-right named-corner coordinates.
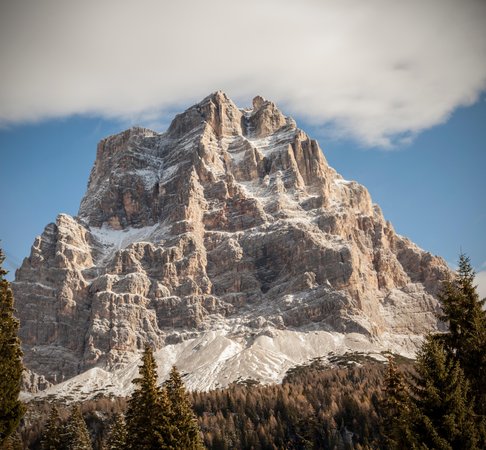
top-left (14, 92), bottom-right (449, 397)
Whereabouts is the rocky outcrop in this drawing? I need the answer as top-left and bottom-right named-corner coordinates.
top-left (14, 91), bottom-right (450, 387)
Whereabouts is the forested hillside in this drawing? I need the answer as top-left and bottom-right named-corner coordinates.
top-left (17, 357), bottom-right (397, 449)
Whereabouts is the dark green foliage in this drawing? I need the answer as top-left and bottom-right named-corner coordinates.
top-left (125, 346), bottom-right (174, 449)
top-left (41, 405), bottom-right (62, 450)
top-left (381, 355), bottom-right (416, 449)
top-left (410, 336), bottom-right (478, 450)
top-left (0, 432), bottom-right (22, 450)
top-left (403, 256), bottom-right (486, 449)
top-left (62, 405), bottom-right (93, 450)
top-left (164, 366), bottom-right (205, 450)
top-left (438, 254), bottom-right (486, 418)
top-left (105, 414), bottom-right (126, 450)
top-left (63, 405), bottom-right (93, 450)
top-left (0, 249), bottom-right (24, 446)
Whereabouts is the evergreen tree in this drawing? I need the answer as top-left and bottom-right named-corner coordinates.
top-left (105, 414), bottom-right (127, 450)
top-left (410, 336), bottom-right (478, 450)
top-left (381, 355), bottom-right (417, 449)
top-left (0, 432), bottom-right (22, 450)
top-left (62, 405), bottom-right (92, 450)
top-left (438, 254), bottom-right (486, 416)
top-left (164, 366), bottom-right (205, 450)
top-left (41, 405), bottom-right (62, 450)
top-left (125, 346), bottom-right (174, 449)
top-left (0, 249), bottom-right (24, 446)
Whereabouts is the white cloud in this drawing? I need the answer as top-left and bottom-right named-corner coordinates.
top-left (1, 0), bottom-right (485, 147)
top-left (475, 270), bottom-right (486, 300)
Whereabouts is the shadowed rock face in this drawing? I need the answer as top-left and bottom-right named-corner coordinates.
top-left (14, 91), bottom-right (450, 385)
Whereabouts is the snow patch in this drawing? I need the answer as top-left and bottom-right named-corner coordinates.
top-left (89, 223), bottom-right (169, 264)
top-left (334, 177), bottom-right (352, 185)
top-left (246, 128), bottom-right (297, 158)
top-left (31, 328), bottom-right (405, 401)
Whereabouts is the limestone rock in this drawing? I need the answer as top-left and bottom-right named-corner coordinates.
top-left (14, 92), bottom-right (451, 389)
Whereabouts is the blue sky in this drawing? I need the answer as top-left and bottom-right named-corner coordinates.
top-left (0, 0), bottom-right (485, 292)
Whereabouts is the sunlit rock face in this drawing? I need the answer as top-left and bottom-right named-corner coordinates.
top-left (14, 92), bottom-right (449, 390)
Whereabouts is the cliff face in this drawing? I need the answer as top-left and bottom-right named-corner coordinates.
top-left (14, 92), bottom-right (449, 389)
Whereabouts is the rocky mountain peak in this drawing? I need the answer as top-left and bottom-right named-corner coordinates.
top-left (167, 90), bottom-right (241, 139)
top-left (14, 93), bottom-right (450, 395)
top-left (166, 90), bottom-right (295, 140)
top-left (78, 92), bottom-right (316, 230)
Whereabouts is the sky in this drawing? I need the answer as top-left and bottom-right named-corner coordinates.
top-left (0, 0), bottom-right (485, 294)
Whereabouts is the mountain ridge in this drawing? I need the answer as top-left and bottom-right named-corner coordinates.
top-left (14, 91), bottom-right (450, 396)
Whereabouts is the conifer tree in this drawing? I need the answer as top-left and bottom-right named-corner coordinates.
top-left (0, 432), bottom-right (22, 450)
top-left (410, 336), bottom-right (478, 450)
top-left (105, 414), bottom-right (127, 450)
top-left (62, 405), bottom-right (92, 450)
top-left (41, 405), bottom-right (62, 450)
top-left (164, 366), bottom-right (205, 450)
top-left (0, 249), bottom-right (24, 446)
top-left (438, 254), bottom-right (486, 416)
top-left (381, 355), bottom-right (416, 449)
top-left (125, 346), bottom-right (174, 449)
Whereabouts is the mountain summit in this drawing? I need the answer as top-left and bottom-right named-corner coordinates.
top-left (14, 92), bottom-right (449, 396)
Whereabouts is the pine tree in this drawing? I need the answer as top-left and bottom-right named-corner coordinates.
top-left (164, 366), bottom-right (205, 450)
top-left (410, 336), bottom-right (478, 450)
top-left (105, 414), bottom-right (127, 450)
top-left (438, 254), bottom-right (486, 416)
top-left (41, 405), bottom-right (62, 450)
top-left (0, 249), bottom-right (24, 446)
top-left (125, 346), bottom-right (174, 449)
top-left (0, 432), bottom-right (22, 450)
top-left (381, 355), bottom-right (417, 449)
top-left (62, 405), bottom-right (92, 450)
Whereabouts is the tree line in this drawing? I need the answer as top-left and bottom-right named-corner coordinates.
top-left (39, 349), bottom-right (204, 450)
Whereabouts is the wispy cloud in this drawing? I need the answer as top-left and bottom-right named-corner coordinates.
top-left (1, 0), bottom-right (485, 147)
